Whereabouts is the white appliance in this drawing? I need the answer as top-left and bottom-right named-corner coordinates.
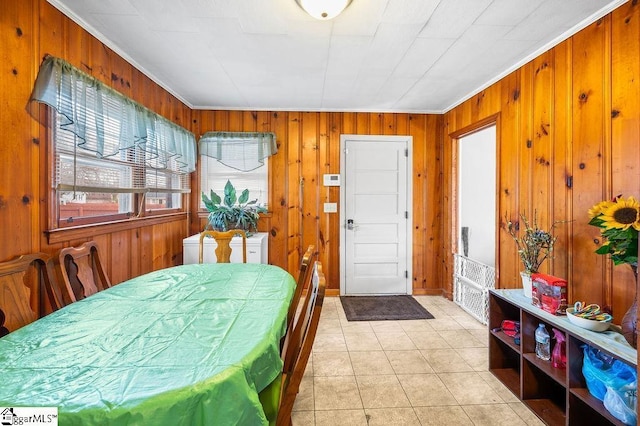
top-left (183, 232), bottom-right (268, 264)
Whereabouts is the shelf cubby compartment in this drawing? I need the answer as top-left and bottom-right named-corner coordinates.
top-left (568, 388), bottom-right (628, 426)
top-left (488, 292), bottom-right (521, 332)
top-left (522, 357), bottom-right (567, 426)
top-left (489, 335), bottom-right (521, 397)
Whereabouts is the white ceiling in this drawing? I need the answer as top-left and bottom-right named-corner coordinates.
top-left (49, 0), bottom-right (625, 113)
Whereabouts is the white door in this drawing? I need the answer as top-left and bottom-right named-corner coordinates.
top-left (340, 135), bottom-right (412, 295)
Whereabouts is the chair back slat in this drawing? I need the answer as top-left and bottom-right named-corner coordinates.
top-left (199, 230), bottom-right (247, 263)
top-left (278, 261), bottom-right (326, 425)
top-left (58, 242), bottom-right (111, 304)
top-left (287, 245), bottom-right (316, 326)
top-left (0, 253), bottom-right (62, 336)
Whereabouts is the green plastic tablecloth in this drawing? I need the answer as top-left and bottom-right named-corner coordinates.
top-left (0, 263), bottom-right (295, 425)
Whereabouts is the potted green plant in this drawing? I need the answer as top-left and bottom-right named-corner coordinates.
top-left (202, 180), bottom-right (267, 235)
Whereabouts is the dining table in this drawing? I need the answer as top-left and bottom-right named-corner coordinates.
top-left (0, 263), bottom-right (295, 425)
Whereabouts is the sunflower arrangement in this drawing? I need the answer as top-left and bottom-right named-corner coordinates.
top-left (506, 212), bottom-right (560, 274)
top-left (588, 195), bottom-right (639, 267)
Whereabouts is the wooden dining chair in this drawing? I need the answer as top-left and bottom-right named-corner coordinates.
top-left (199, 230), bottom-right (247, 263)
top-left (0, 253), bottom-right (63, 337)
top-left (286, 245), bottom-right (316, 327)
top-left (277, 261), bottom-right (326, 426)
top-left (58, 241), bottom-right (111, 304)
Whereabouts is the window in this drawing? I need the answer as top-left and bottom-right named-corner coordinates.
top-left (198, 132), bottom-right (277, 209)
top-left (29, 56), bottom-right (196, 228)
top-left (200, 156), bottom-right (268, 208)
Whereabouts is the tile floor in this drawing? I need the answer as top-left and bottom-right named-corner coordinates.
top-left (292, 295), bottom-right (545, 426)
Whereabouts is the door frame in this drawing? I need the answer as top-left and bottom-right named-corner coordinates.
top-left (449, 114), bottom-right (501, 286)
top-left (339, 134), bottom-right (413, 296)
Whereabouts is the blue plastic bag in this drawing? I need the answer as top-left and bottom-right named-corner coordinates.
top-left (582, 345), bottom-right (637, 402)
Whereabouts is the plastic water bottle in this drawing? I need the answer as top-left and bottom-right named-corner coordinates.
top-left (535, 323), bottom-right (551, 361)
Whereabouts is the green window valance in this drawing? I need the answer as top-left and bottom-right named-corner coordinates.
top-left (199, 132), bottom-right (277, 172)
top-left (28, 56), bottom-right (196, 174)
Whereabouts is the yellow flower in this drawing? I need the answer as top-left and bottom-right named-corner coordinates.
top-left (588, 200), bottom-right (614, 219)
top-left (599, 196), bottom-right (640, 231)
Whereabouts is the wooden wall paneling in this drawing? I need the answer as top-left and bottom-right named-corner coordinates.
top-left (571, 18), bottom-right (611, 308)
top-left (327, 112), bottom-right (342, 291)
top-left (531, 52), bottom-right (554, 274)
top-left (301, 112), bottom-right (320, 269)
top-left (498, 71), bottom-right (522, 289)
top-left (441, 116), bottom-right (455, 297)
top-left (268, 112), bottom-right (288, 269)
top-left (355, 113), bottom-right (369, 134)
top-left (409, 114), bottom-right (428, 292)
top-left (1, 1), bottom-right (36, 261)
top-left (139, 226), bottom-right (154, 275)
top-left (429, 115), bottom-right (444, 293)
top-left (551, 40), bottom-right (572, 287)
top-left (611, 2), bottom-right (640, 317)
top-left (318, 113), bottom-right (330, 284)
top-left (519, 62), bottom-right (534, 225)
top-left (287, 112), bottom-right (302, 274)
top-left (110, 230), bottom-right (131, 285)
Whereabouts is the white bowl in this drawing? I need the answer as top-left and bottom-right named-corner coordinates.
top-left (566, 307), bottom-right (612, 332)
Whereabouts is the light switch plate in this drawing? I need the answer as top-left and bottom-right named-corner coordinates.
top-left (323, 202), bottom-right (337, 213)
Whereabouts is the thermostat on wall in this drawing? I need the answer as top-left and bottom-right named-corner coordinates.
top-left (323, 174), bottom-right (341, 186)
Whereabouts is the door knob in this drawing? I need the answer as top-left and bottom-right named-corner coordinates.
top-left (347, 219), bottom-right (354, 230)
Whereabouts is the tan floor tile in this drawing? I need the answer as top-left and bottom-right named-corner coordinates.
top-left (398, 319), bottom-right (434, 332)
top-left (455, 347), bottom-right (488, 371)
top-left (364, 408), bottom-right (421, 425)
top-left (320, 304), bottom-right (339, 320)
top-left (462, 404), bottom-right (527, 425)
top-left (508, 402), bottom-right (546, 425)
top-left (452, 314), bottom-right (487, 330)
top-left (314, 409), bottom-right (368, 426)
top-left (343, 332), bottom-right (382, 351)
top-left (437, 330), bottom-right (485, 348)
top-left (438, 372), bottom-right (503, 405)
top-left (413, 406), bottom-right (474, 425)
top-left (369, 320), bottom-right (405, 333)
top-left (313, 351), bottom-right (354, 376)
top-left (477, 371), bottom-right (520, 403)
top-left (293, 376), bottom-right (314, 411)
top-left (420, 348), bottom-right (475, 373)
top-left (291, 410), bottom-right (315, 426)
top-left (340, 320), bottom-right (374, 333)
top-left (427, 317), bottom-right (466, 331)
top-left (396, 373), bottom-right (458, 406)
top-left (349, 351), bottom-right (395, 375)
top-left (385, 350), bottom-right (434, 374)
top-left (406, 330), bottom-right (451, 350)
top-left (467, 328), bottom-right (489, 345)
top-left (313, 376), bottom-right (363, 410)
top-left (356, 375), bottom-right (411, 409)
top-left (316, 318), bottom-right (343, 335)
top-left (422, 306), bottom-right (447, 318)
top-left (437, 303), bottom-right (469, 316)
top-left (375, 331), bottom-right (417, 351)
top-left (312, 333), bottom-right (347, 352)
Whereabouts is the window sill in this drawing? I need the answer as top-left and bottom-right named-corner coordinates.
top-left (45, 212), bottom-right (188, 245)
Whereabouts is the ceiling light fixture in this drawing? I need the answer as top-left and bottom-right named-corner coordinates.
top-left (295, 0), bottom-right (353, 20)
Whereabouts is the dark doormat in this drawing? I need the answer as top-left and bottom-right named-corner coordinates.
top-left (340, 295), bottom-right (434, 321)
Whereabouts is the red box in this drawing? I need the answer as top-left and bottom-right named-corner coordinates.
top-left (531, 273), bottom-right (568, 315)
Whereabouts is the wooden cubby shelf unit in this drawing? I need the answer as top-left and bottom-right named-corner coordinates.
top-left (489, 289), bottom-right (637, 426)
